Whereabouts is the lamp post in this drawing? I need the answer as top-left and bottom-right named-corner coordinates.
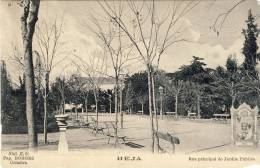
top-left (159, 86), bottom-right (164, 119)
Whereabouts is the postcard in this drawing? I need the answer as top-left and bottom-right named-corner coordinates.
top-left (1, 0), bottom-right (260, 168)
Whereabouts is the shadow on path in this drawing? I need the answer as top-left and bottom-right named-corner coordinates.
top-left (186, 143), bottom-right (230, 154)
top-left (125, 142), bottom-right (145, 148)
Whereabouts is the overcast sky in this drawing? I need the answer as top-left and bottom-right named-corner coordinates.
top-left (0, 0), bottom-right (260, 84)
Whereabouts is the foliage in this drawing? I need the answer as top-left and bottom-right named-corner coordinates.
top-left (242, 9), bottom-right (259, 78)
top-left (1, 61), bottom-right (58, 134)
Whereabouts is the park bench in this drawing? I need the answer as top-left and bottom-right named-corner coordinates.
top-left (187, 111), bottom-right (197, 119)
top-left (68, 115), bottom-right (90, 128)
top-left (89, 117), bottom-right (104, 135)
top-left (79, 116), bottom-right (90, 128)
top-left (156, 131), bottom-right (180, 154)
top-left (165, 112), bottom-right (178, 119)
top-left (213, 113), bottom-right (230, 121)
top-left (137, 110), bottom-right (143, 115)
top-left (103, 121), bottom-right (126, 144)
top-left (66, 115), bottom-right (81, 128)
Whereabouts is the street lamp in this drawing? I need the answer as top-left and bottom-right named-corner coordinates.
top-left (158, 86), bottom-right (164, 119)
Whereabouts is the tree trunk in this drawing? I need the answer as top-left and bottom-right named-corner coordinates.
top-left (147, 66), bottom-right (154, 153)
top-left (94, 91), bottom-right (98, 126)
top-left (175, 94), bottom-right (178, 117)
top-left (151, 71), bottom-right (159, 153)
top-left (59, 104), bottom-right (61, 114)
top-left (43, 96), bottom-right (47, 144)
top-left (62, 100), bottom-right (65, 114)
top-left (160, 94), bottom-right (163, 119)
top-left (231, 82), bottom-right (235, 108)
top-left (197, 95), bottom-right (201, 119)
top-left (114, 77), bottom-right (119, 147)
top-left (85, 96), bottom-right (88, 122)
top-left (231, 96), bottom-right (235, 107)
top-left (43, 72), bottom-right (49, 144)
top-left (109, 96), bottom-right (112, 115)
top-left (24, 44), bottom-right (38, 150)
top-left (141, 102), bottom-right (144, 115)
top-left (75, 106), bottom-right (78, 118)
top-left (60, 105), bottom-right (62, 114)
top-left (21, 0), bottom-right (40, 151)
top-left (36, 63), bottom-right (41, 124)
top-left (120, 86), bottom-right (123, 129)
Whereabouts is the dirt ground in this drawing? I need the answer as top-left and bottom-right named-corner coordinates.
top-left (1, 113), bottom-right (260, 154)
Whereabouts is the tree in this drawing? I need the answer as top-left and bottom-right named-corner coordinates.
top-left (67, 72), bottom-right (91, 119)
top-left (9, 45), bottom-right (25, 86)
top-left (192, 83), bottom-right (204, 118)
top-left (226, 55), bottom-right (238, 74)
top-left (1, 61), bottom-right (31, 133)
top-left (176, 56), bottom-right (208, 83)
top-left (180, 81), bottom-right (194, 112)
top-left (242, 9), bottom-right (259, 78)
top-left (20, 0), bottom-right (40, 151)
top-left (34, 17), bottom-right (67, 144)
top-left (212, 57), bottom-right (242, 108)
top-left (1, 61), bottom-right (13, 124)
top-left (123, 80), bottom-right (135, 115)
top-left (119, 78), bottom-right (126, 129)
top-left (180, 81), bottom-right (201, 116)
top-left (163, 78), bottom-right (183, 116)
top-left (235, 10), bottom-right (260, 108)
top-left (136, 94), bottom-right (148, 115)
top-left (51, 76), bottom-right (68, 114)
top-left (88, 9), bottom-right (136, 142)
top-left (124, 71), bottom-right (148, 113)
top-left (75, 50), bottom-right (107, 129)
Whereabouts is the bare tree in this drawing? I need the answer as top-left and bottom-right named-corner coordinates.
top-left (74, 50), bottom-right (107, 129)
top-left (98, 0), bottom-right (200, 153)
top-left (20, 0), bottom-right (40, 151)
top-left (9, 45), bottom-right (25, 86)
top-left (34, 17), bottom-right (67, 144)
top-left (88, 7), bottom-right (136, 145)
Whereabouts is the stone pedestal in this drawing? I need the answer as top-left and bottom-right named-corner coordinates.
top-left (55, 114), bottom-right (69, 154)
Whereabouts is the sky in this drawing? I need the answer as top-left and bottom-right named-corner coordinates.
top-left (0, 0), bottom-right (260, 84)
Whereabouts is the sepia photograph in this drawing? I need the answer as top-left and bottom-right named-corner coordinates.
top-left (0, 0), bottom-right (260, 167)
